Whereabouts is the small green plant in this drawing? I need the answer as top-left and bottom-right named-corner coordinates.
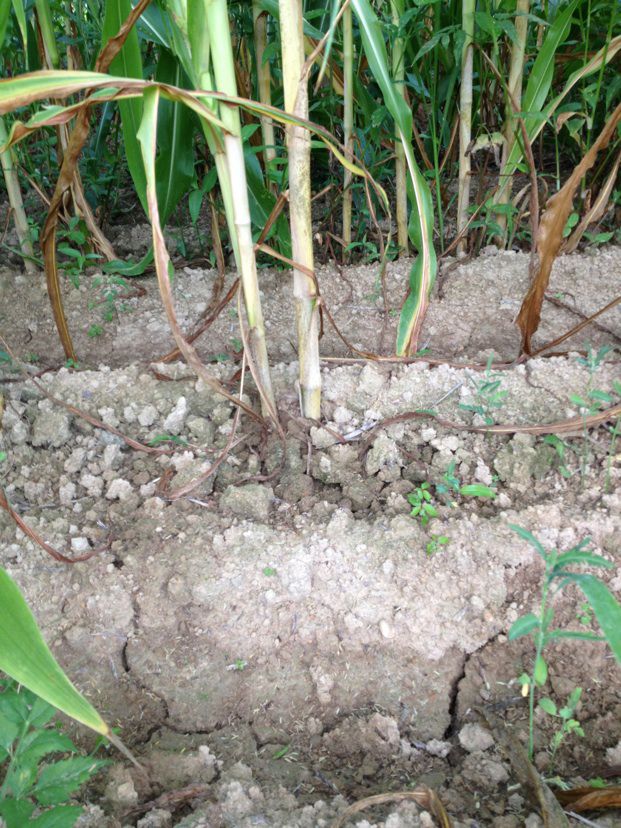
top-left (147, 434), bottom-right (188, 447)
top-left (408, 465), bottom-right (495, 557)
top-left (87, 324), bottom-right (104, 338)
top-left (57, 217), bottom-right (102, 288)
top-left (435, 460), bottom-right (496, 507)
top-left (576, 602), bottom-right (593, 627)
top-left (459, 354), bottom-right (508, 425)
top-left (606, 412), bottom-right (621, 493)
top-left (543, 435), bottom-right (573, 479)
top-left (87, 274), bottom-right (133, 329)
top-left (407, 482), bottom-right (438, 527)
top-left (508, 525), bottom-right (621, 761)
top-left (0, 679), bottom-right (109, 828)
top-left (408, 467), bottom-right (495, 526)
top-left (426, 534), bottom-right (449, 556)
top-left (538, 688), bottom-right (584, 771)
top-left (571, 347), bottom-right (618, 476)
top-left (576, 344), bottom-right (614, 376)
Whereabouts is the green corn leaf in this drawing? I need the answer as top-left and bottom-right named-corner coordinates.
top-left (101, 0), bottom-right (147, 213)
top-left (10, 0), bottom-right (28, 58)
top-left (351, 0), bottom-right (411, 140)
top-left (508, 613), bottom-right (540, 639)
top-left (154, 49), bottom-right (195, 225)
top-left (0, 0), bottom-right (11, 50)
top-left (501, 14), bottom-right (621, 181)
top-left (561, 573), bottom-right (621, 663)
top-left (520, 0), bottom-right (578, 132)
top-left (0, 568), bottom-right (110, 736)
top-left (102, 248), bottom-right (154, 276)
top-left (33, 757), bottom-right (109, 806)
top-left (137, 0), bottom-right (173, 49)
top-left (351, 0), bottom-right (436, 355)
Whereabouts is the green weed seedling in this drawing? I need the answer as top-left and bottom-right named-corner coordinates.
top-left (606, 411), bottom-right (621, 493)
top-left (147, 434), bottom-right (188, 447)
top-left (57, 218), bottom-right (102, 289)
top-left (435, 460), bottom-right (496, 507)
top-left (426, 534), bottom-right (449, 557)
top-left (571, 347), bottom-right (618, 477)
top-left (407, 482), bottom-right (437, 527)
top-left (543, 435), bottom-right (573, 479)
top-left (459, 354), bottom-right (508, 426)
top-left (86, 273), bottom-right (135, 338)
top-left (0, 680), bottom-right (109, 828)
top-left (408, 465), bottom-right (495, 555)
top-left (508, 525), bottom-right (621, 762)
top-left (537, 688), bottom-right (584, 772)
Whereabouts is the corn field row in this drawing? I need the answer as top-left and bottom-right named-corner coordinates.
top-left (0, 0), bottom-right (619, 419)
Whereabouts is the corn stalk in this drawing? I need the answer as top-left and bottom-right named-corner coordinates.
top-left (279, 0), bottom-right (321, 418)
top-left (390, 0), bottom-right (408, 255)
top-left (0, 115), bottom-right (37, 274)
top-left (199, 0), bottom-right (276, 415)
top-left (494, 0), bottom-right (529, 240)
top-left (252, 0), bottom-right (276, 188)
top-left (342, 2), bottom-right (353, 256)
top-left (457, 0), bottom-right (474, 255)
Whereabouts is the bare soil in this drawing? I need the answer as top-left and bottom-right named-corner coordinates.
top-left (1, 246), bottom-right (620, 827)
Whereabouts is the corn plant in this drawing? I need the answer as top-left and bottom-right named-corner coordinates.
top-left (1, 0), bottom-right (620, 412)
top-left (0, 568), bottom-right (110, 738)
top-left (279, 0), bottom-right (321, 418)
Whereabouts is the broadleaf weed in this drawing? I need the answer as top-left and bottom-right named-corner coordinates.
top-left (508, 526), bottom-right (621, 761)
top-left (0, 679), bottom-right (109, 828)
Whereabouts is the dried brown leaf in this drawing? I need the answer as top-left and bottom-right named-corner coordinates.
top-left (556, 785), bottom-right (621, 811)
top-left (563, 149), bottom-right (621, 253)
top-left (41, 0), bottom-right (153, 361)
top-left (330, 788), bottom-right (452, 828)
top-left (516, 101), bottom-right (621, 355)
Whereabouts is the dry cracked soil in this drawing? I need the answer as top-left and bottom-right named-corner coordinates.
top-left (0, 242), bottom-right (620, 827)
